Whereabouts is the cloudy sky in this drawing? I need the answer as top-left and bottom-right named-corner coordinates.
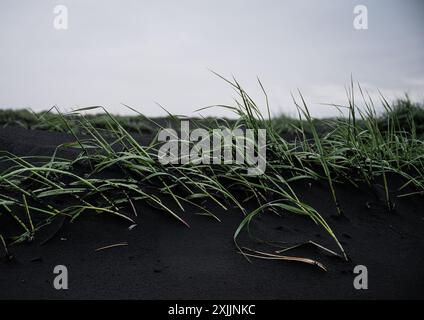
top-left (0, 0), bottom-right (423, 117)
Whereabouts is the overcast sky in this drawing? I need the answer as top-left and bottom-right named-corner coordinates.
top-left (0, 0), bottom-right (423, 117)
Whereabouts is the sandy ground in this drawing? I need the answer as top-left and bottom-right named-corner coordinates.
top-left (0, 126), bottom-right (423, 299)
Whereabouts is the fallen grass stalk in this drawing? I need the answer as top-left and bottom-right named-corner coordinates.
top-left (240, 247), bottom-right (327, 272)
top-left (95, 242), bottom-right (129, 252)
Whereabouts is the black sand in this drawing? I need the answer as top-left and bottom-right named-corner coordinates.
top-left (0, 126), bottom-right (423, 299)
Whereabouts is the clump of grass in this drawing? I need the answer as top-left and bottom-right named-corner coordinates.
top-left (1, 76), bottom-right (423, 269)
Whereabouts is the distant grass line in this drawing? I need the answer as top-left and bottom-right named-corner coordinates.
top-left (1, 96), bottom-right (423, 137)
top-left (1, 78), bottom-right (423, 269)
top-left (0, 108), bottom-right (155, 135)
top-left (0, 108), bottom-right (233, 137)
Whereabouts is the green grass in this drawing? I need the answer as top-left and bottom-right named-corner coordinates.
top-left (0, 108), bottom-right (155, 135)
top-left (1, 77), bottom-right (423, 269)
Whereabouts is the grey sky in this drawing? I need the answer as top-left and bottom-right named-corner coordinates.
top-left (0, 0), bottom-right (423, 117)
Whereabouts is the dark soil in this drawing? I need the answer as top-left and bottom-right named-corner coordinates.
top-left (0, 126), bottom-right (423, 299)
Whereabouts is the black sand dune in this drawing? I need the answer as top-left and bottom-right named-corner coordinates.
top-left (0, 126), bottom-right (423, 299)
